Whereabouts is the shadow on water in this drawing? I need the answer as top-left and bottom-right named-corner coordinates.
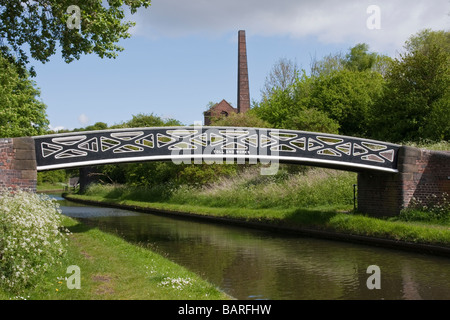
top-left (48, 194), bottom-right (450, 300)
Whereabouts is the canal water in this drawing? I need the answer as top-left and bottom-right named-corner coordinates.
top-left (53, 194), bottom-right (450, 300)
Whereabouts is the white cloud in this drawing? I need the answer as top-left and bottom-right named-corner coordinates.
top-left (130, 0), bottom-right (449, 54)
top-left (78, 113), bottom-right (89, 126)
top-left (49, 124), bottom-right (65, 132)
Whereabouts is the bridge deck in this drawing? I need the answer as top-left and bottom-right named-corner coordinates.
top-left (33, 127), bottom-right (400, 173)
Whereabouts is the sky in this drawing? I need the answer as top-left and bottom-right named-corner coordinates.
top-left (30, 0), bottom-right (450, 131)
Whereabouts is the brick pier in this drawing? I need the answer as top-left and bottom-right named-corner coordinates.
top-left (0, 137), bottom-right (37, 192)
top-left (358, 146), bottom-right (450, 217)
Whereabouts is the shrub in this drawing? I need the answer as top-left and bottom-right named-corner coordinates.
top-left (0, 190), bottom-right (70, 294)
top-left (399, 193), bottom-right (450, 223)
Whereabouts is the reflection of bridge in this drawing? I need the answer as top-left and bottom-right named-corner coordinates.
top-left (0, 127), bottom-right (449, 217)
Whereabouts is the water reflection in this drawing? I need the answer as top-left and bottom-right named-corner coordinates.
top-left (54, 195), bottom-right (450, 300)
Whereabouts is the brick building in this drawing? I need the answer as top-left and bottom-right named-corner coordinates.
top-left (204, 30), bottom-right (250, 126)
top-left (203, 100), bottom-right (237, 126)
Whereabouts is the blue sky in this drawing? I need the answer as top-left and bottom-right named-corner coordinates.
top-left (30, 0), bottom-right (449, 131)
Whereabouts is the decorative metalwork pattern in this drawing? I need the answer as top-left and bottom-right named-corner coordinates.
top-left (33, 127), bottom-right (400, 172)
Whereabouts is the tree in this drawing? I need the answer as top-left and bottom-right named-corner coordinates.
top-left (254, 72), bottom-right (341, 134)
top-left (72, 121), bottom-right (108, 132)
top-left (310, 52), bottom-right (345, 78)
top-left (284, 108), bottom-right (340, 134)
top-left (254, 70), bottom-right (312, 129)
top-left (211, 111), bottom-right (271, 128)
top-left (0, 53), bottom-right (49, 137)
top-left (309, 69), bottom-right (384, 137)
top-left (310, 43), bottom-right (391, 77)
top-left (371, 29), bottom-right (450, 142)
top-left (255, 49), bottom-right (385, 137)
top-left (344, 43), bottom-right (378, 72)
top-left (115, 113), bottom-right (182, 128)
top-left (261, 58), bottom-right (299, 97)
top-left (0, 0), bottom-right (151, 76)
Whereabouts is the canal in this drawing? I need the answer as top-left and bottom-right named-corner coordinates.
top-left (53, 194), bottom-right (450, 300)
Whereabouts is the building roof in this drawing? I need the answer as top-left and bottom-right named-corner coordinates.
top-left (203, 99), bottom-right (237, 115)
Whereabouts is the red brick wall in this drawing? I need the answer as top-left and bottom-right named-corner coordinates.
top-left (403, 149), bottom-right (450, 208)
top-left (358, 146), bottom-right (450, 217)
top-left (204, 100), bottom-right (237, 125)
top-left (0, 138), bottom-right (37, 192)
top-left (357, 171), bottom-right (402, 217)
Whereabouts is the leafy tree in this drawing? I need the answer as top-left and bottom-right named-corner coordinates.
top-left (371, 29), bottom-right (450, 142)
top-left (309, 69), bottom-right (384, 137)
top-left (261, 58), bottom-right (300, 97)
top-left (310, 43), bottom-right (391, 77)
top-left (284, 108), bottom-right (340, 134)
top-left (255, 51), bottom-right (385, 137)
top-left (310, 52), bottom-right (345, 78)
top-left (254, 71), bottom-right (313, 129)
top-left (117, 113), bottom-right (182, 128)
top-left (344, 43), bottom-right (378, 71)
top-left (211, 111), bottom-right (271, 128)
top-left (0, 0), bottom-right (151, 76)
top-left (0, 54), bottom-right (49, 137)
top-left (253, 87), bottom-right (300, 129)
top-left (71, 121), bottom-right (108, 132)
top-left (37, 169), bottom-right (68, 185)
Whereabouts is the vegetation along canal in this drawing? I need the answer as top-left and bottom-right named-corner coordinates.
top-left (53, 194), bottom-right (450, 300)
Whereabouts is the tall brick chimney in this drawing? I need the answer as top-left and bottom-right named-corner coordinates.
top-left (237, 30), bottom-right (250, 114)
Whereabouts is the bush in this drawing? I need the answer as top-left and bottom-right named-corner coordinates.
top-left (37, 169), bottom-right (68, 185)
top-left (0, 190), bottom-right (70, 294)
top-left (399, 193), bottom-right (450, 223)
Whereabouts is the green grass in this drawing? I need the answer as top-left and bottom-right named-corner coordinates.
top-left (82, 167), bottom-right (357, 211)
top-left (36, 182), bottom-right (67, 192)
top-left (405, 140), bottom-right (450, 151)
top-left (0, 215), bottom-right (231, 300)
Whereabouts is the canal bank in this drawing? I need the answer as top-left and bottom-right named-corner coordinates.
top-left (0, 204), bottom-right (233, 300)
top-left (54, 194), bottom-right (450, 300)
top-left (63, 193), bottom-right (450, 258)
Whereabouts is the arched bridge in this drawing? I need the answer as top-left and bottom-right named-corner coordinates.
top-left (1, 127), bottom-right (448, 217)
top-left (32, 126), bottom-right (400, 173)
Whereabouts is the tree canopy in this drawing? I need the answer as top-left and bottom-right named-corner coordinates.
top-left (0, 54), bottom-right (48, 137)
top-left (0, 0), bottom-right (151, 76)
top-left (253, 30), bottom-right (449, 143)
top-left (371, 29), bottom-right (450, 142)
top-left (261, 58), bottom-right (300, 98)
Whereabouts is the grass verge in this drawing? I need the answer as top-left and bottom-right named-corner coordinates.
top-left (0, 215), bottom-right (231, 300)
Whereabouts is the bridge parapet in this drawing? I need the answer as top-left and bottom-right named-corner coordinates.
top-left (32, 127), bottom-right (401, 173)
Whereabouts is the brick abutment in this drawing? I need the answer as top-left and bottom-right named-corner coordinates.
top-left (0, 137), bottom-right (37, 192)
top-left (357, 146), bottom-right (450, 217)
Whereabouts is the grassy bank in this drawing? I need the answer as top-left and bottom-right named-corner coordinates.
top-left (36, 182), bottom-right (67, 193)
top-left (67, 167), bottom-right (450, 249)
top-left (0, 195), bottom-right (230, 300)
